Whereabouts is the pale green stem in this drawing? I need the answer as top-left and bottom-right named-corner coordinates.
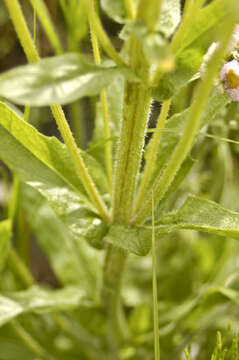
top-left (134, 99), bottom-right (171, 215)
top-left (152, 192), bottom-right (160, 360)
top-left (84, 0), bottom-right (126, 67)
top-left (28, 0), bottom-right (63, 54)
top-left (51, 106), bottom-right (110, 222)
top-left (101, 245), bottom-right (128, 359)
top-left (183, 0), bottom-right (194, 19)
top-left (4, 0), bottom-right (110, 223)
top-left (112, 30), bottom-right (151, 222)
top-left (4, 0), bottom-right (39, 63)
top-left (133, 20), bottom-right (236, 224)
top-left (88, 0), bottom-right (113, 190)
top-left (124, 0), bottom-right (135, 19)
top-left (112, 82), bottom-right (151, 222)
top-left (171, 0), bottom-right (206, 53)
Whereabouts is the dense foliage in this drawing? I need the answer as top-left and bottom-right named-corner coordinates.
top-left (0, 0), bottom-right (239, 359)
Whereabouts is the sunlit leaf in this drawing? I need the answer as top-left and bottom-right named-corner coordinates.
top-left (22, 185), bottom-right (102, 293)
top-left (156, 0), bottom-right (181, 38)
top-left (0, 54), bottom-right (138, 106)
top-left (0, 102), bottom-right (108, 214)
top-left (100, 0), bottom-right (126, 23)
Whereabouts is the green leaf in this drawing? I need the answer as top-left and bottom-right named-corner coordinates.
top-left (154, 195), bottom-right (239, 239)
top-left (100, 0), bottom-right (126, 23)
top-left (156, 0), bottom-right (181, 38)
top-left (152, 0), bottom-right (236, 100)
top-left (0, 102), bottom-right (108, 214)
top-left (0, 54), bottom-right (138, 106)
top-left (0, 220), bottom-right (11, 275)
top-left (104, 224), bottom-right (151, 256)
top-left (107, 195), bottom-right (239, 256)
top-left (22, 185), bottom-right (102, 292)
top-left (0, 285), bottom-right (89, 327)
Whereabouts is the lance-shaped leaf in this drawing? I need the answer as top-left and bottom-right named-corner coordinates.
top-left (156, 0), bottom-right (181, 38)
top-left (106, 196), bottom-right (239, 256)
top-left (0, 102), bottom-right (108, 215)
top-left (0, 286), bottom-right (89, 327)
top-left (22, 185), bottom-right (102, 292)
top-left (154, 195), bottom-right (239, 238)
top-left (0, 220), bottom-right (11, 275)
top-left (0, 54), bottom-right (137, 106)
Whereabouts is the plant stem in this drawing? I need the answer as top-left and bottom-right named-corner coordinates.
top-left (134, 99), bottom-right (171, 215)
top-left (4, 0), bottom-right (110, 223)
top-left (124, 0), bottom-right (135, 20)
top-left (133, 20), bottom-right (236, 224)
top-left (29, 0), bottom-right (63, 54)
top-left (152, 192), bottom-right (160, 360)
top-left (112, 33), bottom-right (151, 222)
top-left (51, 105), bottom-right (110, 221)
top-left (84, 0), bottom-right (126, 67)
top-left (113, 82), bottom-right (151, 222)
top-left (88, 0), bottom-right (113, 190)
top-left (101, 244), bottom-right (128, 358)
top-left (4, 0), bottom-right (39, 63)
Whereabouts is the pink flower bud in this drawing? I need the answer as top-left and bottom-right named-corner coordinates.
top-left (220, 59), bottom-right (239, 101)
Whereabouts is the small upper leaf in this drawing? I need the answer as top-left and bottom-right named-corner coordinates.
top-left (0, 54), bottom-right (137, 106)
top-left (100, 0), bottom-right (126, 23)
top-left (156, 0), bottom-right (181, 38)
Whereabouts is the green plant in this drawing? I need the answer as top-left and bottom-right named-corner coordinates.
top-left (0, 0), bottom-right (239, 359)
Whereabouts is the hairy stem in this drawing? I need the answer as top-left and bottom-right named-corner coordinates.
top-left (152, 192), bottom-right (160, 360)
top-left (113, 34), bottom-right (151, 222)
top-left (28, 0), bottom-right (63, 55)
top-left (133, 20), bottom-right (236, 224)
top-left (134, 99), bottom-right (171, 215)
top-left (4, 0), bottom-right (110, 223)
top-left (84, 0), bottom-right (126, 67)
